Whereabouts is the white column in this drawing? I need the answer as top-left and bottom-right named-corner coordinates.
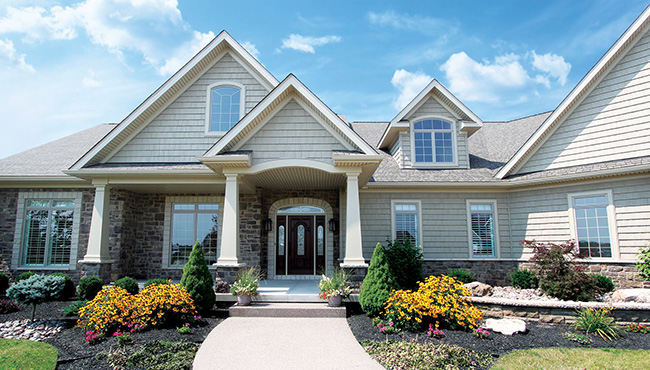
top-left (81, 181), bottom-right (114, 263)
top-left (342, 172), bottom-right (367, 267)
top-left (217, 173), bottom-right (242, 266)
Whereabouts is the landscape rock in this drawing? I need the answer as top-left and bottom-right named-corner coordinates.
top-left (483, 318), bottom-right (527, 335)
top-left (465, 282), bottom-right (493, 297)
top-left (611, 289), bottom-right (650, 303)
top-left (0, 319), bottom-right (65, 341)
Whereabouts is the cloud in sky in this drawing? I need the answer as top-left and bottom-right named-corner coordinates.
top-left (0, 38), bottom-right (33, 71)
top-left (440, 51), bottom-right (571, 104)
top-left (391, 69), bottom-right (432, 110)
top-left (0, 0), bottom-right (214, 76)
top-left (367, 10), bottom-right (457, 36)
top-left (281, 34), bottom-right (341, 53)
top-left (241, 41), bottom-right (259, 58)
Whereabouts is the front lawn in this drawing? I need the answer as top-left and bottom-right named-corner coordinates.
top-left (492, 348), bottom-right (650, 370)
top-left (0, 338), bottom-right (57, 370)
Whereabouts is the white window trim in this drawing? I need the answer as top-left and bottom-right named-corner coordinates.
top-left (567, 189), bottom-right (620, 260)
top-left (12, 191), bottom-right (83, 270)
top-left (466, 199), bottom-right (500, 259)
top-left (204, 81), bottom-right (246, 137)
top-left (390, 200), bottom-right (422, 248)
top-left (409, 116), bottom-right (459, 168)
top-left (162, 196), bottom-right (223, 269)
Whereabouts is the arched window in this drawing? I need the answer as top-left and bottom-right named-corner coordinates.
top-left (413, 119), bottom-right (454, 163)
top-left (207, 84), bottom-right (243, 133)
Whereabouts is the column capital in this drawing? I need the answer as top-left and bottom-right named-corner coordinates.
top-left (345, 170), bottom-right (362, 177)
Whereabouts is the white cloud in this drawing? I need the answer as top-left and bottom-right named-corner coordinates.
top-left (0, 38), bottom-right (34, 72)
top-left (157, 30), bottom-right (214, 76)
top-left (440, 51), bottom-right (571, 104)
top-left (367, 10), bottom-right (455, 36)
top-left (531, 51), bottom-right (571, 86)
top-left (391, 69), bottom-right (431, 110)
top-left (241, 41), bottom-right (259, 58)
top-left (82, 70), bottom-right (102, 88)
top-left (0, 5), bottom-right (79, 42)
top-left (281, 34), bottom-right (341, 53)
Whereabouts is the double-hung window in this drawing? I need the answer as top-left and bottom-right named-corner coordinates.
top-left (570, 192), bottom-right (614, 258)
top-left (467, 201), bottom-right (498, 258)
top-left (21, 199), bottom-right (75, 267)
top-left (392, 201), bottom-right (421, 247)
top-left (206, 83), bottom-right (245, 134)
top-left (170, 203), bottom-right (219, 266)
top-left (413, 119), bottom-right (455, 164)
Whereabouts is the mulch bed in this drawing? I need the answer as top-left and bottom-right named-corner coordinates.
top-left (0, 300), bottom-right (226, 370)
top-left (346, 306), bottom-right (650, 357)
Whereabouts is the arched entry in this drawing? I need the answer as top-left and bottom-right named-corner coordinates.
top-left (268, 198), bottom-right (334, 278)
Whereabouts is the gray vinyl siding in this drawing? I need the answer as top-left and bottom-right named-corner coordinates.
top-left (519, 29), bottom-right (650, 173)
top-left (238, 99), bottom-right (348, 165)
top-left (400, 132), bottom-right (412, 168)
top-left (359, 192), bottom-right (511, 260)
top-left (389, 137), bottom-right (403, 169)
top-left (406, 97), bottom-right (456, 120)
top-left (108, 53), bottom-right (269, 163)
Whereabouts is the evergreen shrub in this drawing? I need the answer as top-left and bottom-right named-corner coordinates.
top-left (590, 274), bottom-right (615, 293)
top-left (7, 274), bottom-right (65, 321)
top-left (16, 271), bottom-right (35, 282)
top-left (359, 243), bottom-right (397, 317)
top-left (510, 269), bottom-right (538, 289)
top-left (385, 239), bottom-right (423, 290)
top-left (49, 272), bottom-right (76, 299)
top-left (636, 244), bottom-right (650, 281)
top-left (447, 268), bottom-right (475, 284)
top-left (115, 276), bottom-right (139, 294)
top-left (78, 277), bottom-right (104, 301)
top-left (180, 242), bottom-right (215, 313)
top-left (0, 272), bottom-right (9, 295)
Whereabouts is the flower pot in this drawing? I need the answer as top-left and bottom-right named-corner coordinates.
top-left (328, 295), bottom-right (342, 307)
top-left (237, 294), bottom-right (252, 306)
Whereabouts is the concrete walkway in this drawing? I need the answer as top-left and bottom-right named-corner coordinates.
top-left (193, 317), bottom-right (385, 370)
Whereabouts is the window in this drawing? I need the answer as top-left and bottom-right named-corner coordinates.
top-left (21, 199), bottom-right (75, 266)
top-left (412, 119), bottom-right (455, 164)
top-left (467, 201), bottom-right (498, 258)
top-left (170, 203), bottom-right (219, 266)
top-left (570, 192), bottom-right (613, 258)
top-left (206, 83), bottom-right (245, 134)
top-left (392, 201), bottom-right (421, 247)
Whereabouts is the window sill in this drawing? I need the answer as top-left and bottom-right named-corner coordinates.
top-left (412, 162), bottom-right (459, 169)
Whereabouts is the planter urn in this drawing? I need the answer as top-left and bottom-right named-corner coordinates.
top-left (328, 295), bottom-right (342, 307)
top-left (237, 294), bottom-right (252, 306)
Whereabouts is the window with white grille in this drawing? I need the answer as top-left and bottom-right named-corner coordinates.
top-left (392, 201), bottom-right (421, 247)
top-left (467, 201), bottom-right (498, 258)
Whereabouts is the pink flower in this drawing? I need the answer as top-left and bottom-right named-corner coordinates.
top-left (379, 327), bottom-right (386, 333)
top-left (388, 322), bottom-right (394, 327)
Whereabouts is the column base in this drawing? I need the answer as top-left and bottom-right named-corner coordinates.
top-left (214, 265), bottom-right (247, 284)
top-left (79, 260), bottom-right (114, 282)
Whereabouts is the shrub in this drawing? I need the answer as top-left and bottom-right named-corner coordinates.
top-left (7, 274), bottom-right (65, 321)
top-left (105, 340), bottom-right (200, 370)
top-left (447, 268), bottom-right (475, 284)
top-left (16, 271), bottom-right (35, 282)
top-left (526, 240), bottom-right (599, 301)
top-left (570, 307), bottom-right (619, 341)
top-left (79, 283), bottom-right (197, 339)
top-left (144, 278), bottom-right (169, 288)
top-left (590, 274), bottom-right (615, 293)
top-left (63, 300), bottom-right (88, 317)
top-left (49, 272), bottom-right (75, 299)
top-left (636, 244), bottom-right (650, 281)
top-left (77, 276), bottom-right (104, 301)
top-left (214, 279), bottom-right (231, 294)
top-left (510, 268), bottom-right (538, 289)
top-left (0, 298), bottom-right (21, 314)
top-left (360, 243), bottom-right (397, 317)
top-left (384, 275), bottom-right (483, 331)
top-left (0, 272), bottom-right (9, 295)
top-left (385, 239), bottom-right (423, 290)
top-left (115, 276), bottom-right (139, 295)
top-left (180, 242), bottom-right (215, 313)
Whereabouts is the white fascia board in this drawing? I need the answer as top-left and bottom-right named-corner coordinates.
top-left (204, 74), bottom-right (378, 156)
top-left (71, 31), bottom-right (279, 171)
top-left (378, 79), bottom-right (483, 149)
top-left (0, 176), bottom-right (91, 188)
top-left (496, 6), bottom-right (650, 179)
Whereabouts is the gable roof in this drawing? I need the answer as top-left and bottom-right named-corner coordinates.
top-left (496, 5), bottom-right (650, 179)
top-left (201, 74), bottom-right (378, 157)
top-left (378, 79), bottom-right (483, 150)
top-left (69, 31), bottom-right (279, 170)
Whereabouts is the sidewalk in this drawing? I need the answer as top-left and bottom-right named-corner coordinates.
top-left (193, 317), bottom-right (385, 370)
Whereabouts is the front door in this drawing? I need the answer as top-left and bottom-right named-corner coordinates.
top-left (287, 216), bottom-right (313, 274)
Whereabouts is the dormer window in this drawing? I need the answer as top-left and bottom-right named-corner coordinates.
top-left (206, 82), bottom-right (245, 134)
top-left (412, 119), bottom-right (456, 165)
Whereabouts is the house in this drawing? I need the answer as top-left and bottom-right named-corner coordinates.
top-left (1, 8), bottom-right (650, 288)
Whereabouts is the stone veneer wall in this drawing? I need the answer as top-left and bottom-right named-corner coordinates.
top-left (423, 260), bottom-right (649, 288)
top-left (0, 189), bottom-right (19, 278)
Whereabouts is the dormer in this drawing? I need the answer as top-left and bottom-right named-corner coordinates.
top-left (379, 80), bottom-right (482, 169)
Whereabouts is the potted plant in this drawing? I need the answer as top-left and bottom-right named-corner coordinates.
top-left (231, 267), bottom-right (262, 306)
top-left (318, 268), bottom-right (352, 307)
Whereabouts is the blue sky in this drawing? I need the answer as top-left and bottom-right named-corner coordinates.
top-left (0, 0), bottom-right (648, 159)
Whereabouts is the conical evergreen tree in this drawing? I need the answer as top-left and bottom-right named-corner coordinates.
top-left (181, 241), bottom-right (216, 313)
top-left (359, 243), bottom-right (397, 316)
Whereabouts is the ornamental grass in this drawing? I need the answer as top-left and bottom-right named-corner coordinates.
top-left (78, 283), bottom-right (197, 341)
top-left (383, 275), bottom-right (483, 331)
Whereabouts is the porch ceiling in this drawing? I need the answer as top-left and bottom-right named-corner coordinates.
top-left (241, 167), bottom-right (346, 190)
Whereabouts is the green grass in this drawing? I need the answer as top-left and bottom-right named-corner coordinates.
top-left (492, 348), bottom-right (650, 370)
top-left (0, 338), bottom-right (57, 370)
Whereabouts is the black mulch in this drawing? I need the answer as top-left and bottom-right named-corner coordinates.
top-left (346, 306), bottom-right (650, 358)
top-left (0, 300), bottom-right (227, 370)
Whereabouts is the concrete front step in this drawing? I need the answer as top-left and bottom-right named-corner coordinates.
top-left (215, 293), bottom-right (360, 303)
top-left (229, 302), bottom-right (346, 318)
